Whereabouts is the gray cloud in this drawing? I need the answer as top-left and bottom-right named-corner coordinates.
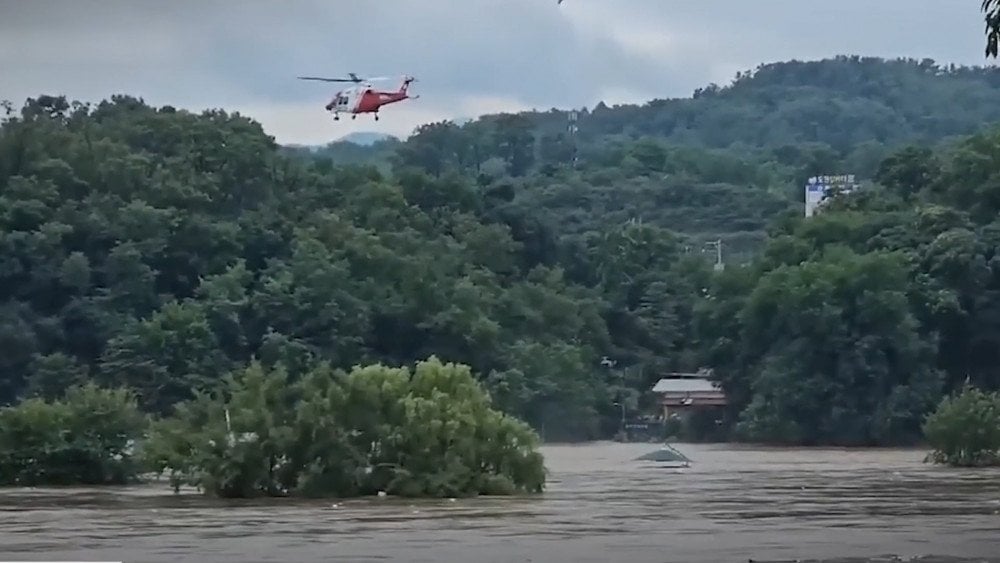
top-left (0, 0), bottom-right (994, 143)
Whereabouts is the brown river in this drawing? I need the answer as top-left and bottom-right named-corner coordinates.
top-left (2, 442), bottom-right (999, 563)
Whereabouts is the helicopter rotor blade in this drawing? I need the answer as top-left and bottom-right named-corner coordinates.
top-left (297, 76), bottom-right (359, 83)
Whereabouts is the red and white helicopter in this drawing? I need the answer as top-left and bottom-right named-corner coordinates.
top-left (297, 73), bottom-right (418, 121)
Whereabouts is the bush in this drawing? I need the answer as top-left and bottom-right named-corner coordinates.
top-left (923, 386), bottom-right (1000, 467)
top-left (141, 356), bottom-right (546, 498)
top-left (0, 384), bottom-right (147, 485)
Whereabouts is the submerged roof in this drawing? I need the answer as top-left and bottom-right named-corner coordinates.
top-left (635, 445), bottom-right (692, 463)
top-left (651, 377), bottom-right (720, 393)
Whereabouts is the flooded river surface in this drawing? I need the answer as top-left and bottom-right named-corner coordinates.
top-left (2, 443), bottom-right (999, 562)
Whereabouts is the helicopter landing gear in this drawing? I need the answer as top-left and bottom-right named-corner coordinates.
top-left (333, 114), bottom-right (339, 121)
top-left (374, 113), bottom-right (379, 121)
top-left (351, 114), bottom-right (356, 120)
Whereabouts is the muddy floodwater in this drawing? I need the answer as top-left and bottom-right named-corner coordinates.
top-left (2, 443), bottom-right (1000, 563)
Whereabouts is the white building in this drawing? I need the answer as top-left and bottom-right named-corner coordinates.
top-left (805, 174), bottom-right (859, 217)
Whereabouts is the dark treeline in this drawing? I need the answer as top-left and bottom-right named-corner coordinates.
top-left (4, 57), bottom-right (1000, 447)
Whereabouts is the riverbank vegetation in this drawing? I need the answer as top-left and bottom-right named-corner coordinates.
top-left (4, 57), bottom-right (1000, 487)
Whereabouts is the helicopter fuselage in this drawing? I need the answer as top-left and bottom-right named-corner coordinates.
top-left (324, 78), bottom-right (414, 120)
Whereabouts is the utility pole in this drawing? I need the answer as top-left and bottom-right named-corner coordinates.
top-left (618, 365), bottom-right (626, 436)
top-left (602, 356), bottom-right (627, 440)
top-left (704, 239), bottom-right (724, 271)
top-left (613, 400), bottom-right (625, 436)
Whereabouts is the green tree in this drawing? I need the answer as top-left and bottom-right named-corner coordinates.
top-left (99, 301), bottom-right (230, 413)
top-left (874, 146), bottom-right (940, 201)
top-left (0, 383), bottom-right (146, 485)
top-left (492, 114), bottom-right (536, 176)
top-left (143, 357), bottom-right (546, 498)
top-left (734, 249), bottom-right (944, 445)
top-left (923, 385), bottom-right (1000, 466)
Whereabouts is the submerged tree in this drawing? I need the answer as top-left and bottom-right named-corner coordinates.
top-left (923, 385), bottom-right (1000, 467)
top-left (0, 384), bottom-right (146, 486)
top-left (141, 357), bottom-right (546, 498)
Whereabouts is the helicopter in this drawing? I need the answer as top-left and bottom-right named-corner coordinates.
top-left (296, 73), bottom-right (418, 121)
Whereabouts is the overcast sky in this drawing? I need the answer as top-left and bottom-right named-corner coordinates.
top-left (0, 0), bottom-right (994, 144)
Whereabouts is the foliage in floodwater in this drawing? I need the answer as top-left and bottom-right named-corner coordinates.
top-left (140, 356), bottom-right (546, 498)
top-left (923, 385), bottom-right (1000, 467)
top-left (0, 383), bottom-right (146, 485)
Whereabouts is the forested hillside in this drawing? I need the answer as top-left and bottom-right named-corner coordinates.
top-left (4, 56), bottom-right (1000, 446)
top-left (0, 94), bottom-right (715, 442)
top-left (314, 57), bottom-right (1000, 258)
top-left (698, 130), bottom-right (1000, 445)
top-left (532, 56), bottom-right (1000, 149)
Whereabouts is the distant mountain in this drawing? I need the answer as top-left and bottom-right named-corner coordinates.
top-left (337, 131), bottom-right (398, 146)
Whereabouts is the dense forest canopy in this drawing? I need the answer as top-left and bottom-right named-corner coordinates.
top-left (703, 124), bottom-right (1000, 445)
top-left (0, 93), bottom-right (656, 442)
top-left (4, 56), bottom-right (1000, 446)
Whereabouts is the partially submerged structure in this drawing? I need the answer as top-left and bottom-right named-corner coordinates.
top-left (635, 443), bottom-right (691, 467)
top-left (651, 369), bottom-right (727, 419)
top-left (630, 370), bottom-right (727, 461)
